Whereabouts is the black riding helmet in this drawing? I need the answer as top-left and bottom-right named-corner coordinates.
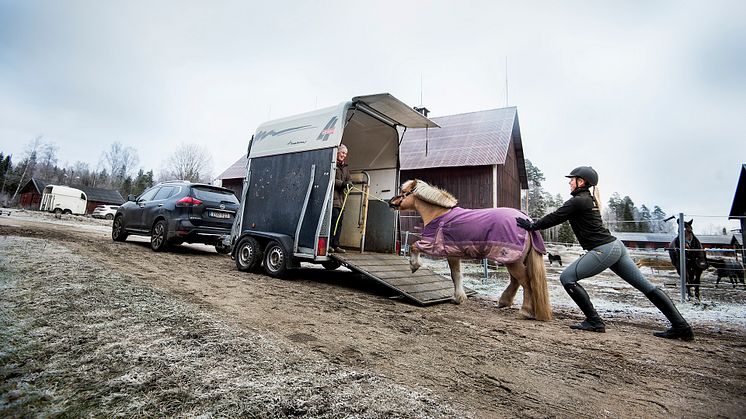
top-left (566, 166), bottom-right (598, 186)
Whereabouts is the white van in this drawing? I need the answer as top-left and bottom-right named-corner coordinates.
top-left (40, 185), bottom-right (88, 215)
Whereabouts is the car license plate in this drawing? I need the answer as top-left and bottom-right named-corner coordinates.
top-left (209, 211), bottom-right (230, 219)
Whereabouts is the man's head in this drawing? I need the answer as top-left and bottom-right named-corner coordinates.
top-left (337, 144), bottom-right (348, 163)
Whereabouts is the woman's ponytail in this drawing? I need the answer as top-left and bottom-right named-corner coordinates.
top-left (592, 184), bottom-right (603, 212)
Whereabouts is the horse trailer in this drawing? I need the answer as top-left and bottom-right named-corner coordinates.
top-left (228, 93), bottom-right (469, 305)
top-left (40, 185), bottom-right (88, 215)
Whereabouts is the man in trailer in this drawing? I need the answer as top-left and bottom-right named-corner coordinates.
top-left (331, 144), bottom-right (352, 253)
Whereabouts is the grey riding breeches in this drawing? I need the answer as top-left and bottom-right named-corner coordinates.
top-left (559, 239), bottom-right (657, 294)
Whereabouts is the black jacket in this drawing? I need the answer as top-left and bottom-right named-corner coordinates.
top-left (533, 187), bottom-right (616, 250)
top-left (333, 161), bottom-right (351, 208)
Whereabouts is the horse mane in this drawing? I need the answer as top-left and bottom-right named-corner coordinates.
top-left (412, 180), bottom-right (458, 208)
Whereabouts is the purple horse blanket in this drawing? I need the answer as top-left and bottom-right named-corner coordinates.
top-left (414, 207), bottom-right (546, 263)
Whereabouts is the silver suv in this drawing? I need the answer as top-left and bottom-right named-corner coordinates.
top-left (92, 205), bottom-right (119, 220)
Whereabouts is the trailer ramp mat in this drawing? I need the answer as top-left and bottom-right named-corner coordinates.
top-left (330, 252), bottom-right (475, 306)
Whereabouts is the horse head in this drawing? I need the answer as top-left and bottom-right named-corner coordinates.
top-left (388, 179), bottom-right (458, 210)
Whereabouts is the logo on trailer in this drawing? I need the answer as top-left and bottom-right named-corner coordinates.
top-left (315, 116), bottom-right (338, 142)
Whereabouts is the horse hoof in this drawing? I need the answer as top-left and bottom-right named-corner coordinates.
top-left (497, 301), bottom-right (511, 308)
top-left (410, 266), bottom-right (420, 273)
top-left (518, 309), bottom-right (535, 320)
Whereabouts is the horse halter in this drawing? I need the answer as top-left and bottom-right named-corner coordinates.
top-left (388, 190), bottom-right (413, 209)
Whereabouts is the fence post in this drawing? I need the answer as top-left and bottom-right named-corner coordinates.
top-left (678, 212), bottom-right (686, 303)
top-left (483, 259), bottom-right (489, 282)
top-left (403, 231), bottom-right (410, 256)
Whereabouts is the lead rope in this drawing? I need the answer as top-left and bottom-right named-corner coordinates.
top-left (332, 184), bottom-right (389, 235)
top-left (333, 184), bottom-right (353, 236)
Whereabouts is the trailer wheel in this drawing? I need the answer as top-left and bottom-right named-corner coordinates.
top-left (150, 220), bottom-right (170, 252)
top-left (111, 215), bottom-right (128, 242)
top-left (235, 237), bottom-right (261, 272)
top-left (322, 260), bottom-right (341, 270)
top-left (63, 209), bottom-right (72, 215)
top-left (263, 240), bottom-right (289, 278)
top-left (105, 213), bottom-right (114, 220)
top-left (54, 208), bottom-right (63, 215)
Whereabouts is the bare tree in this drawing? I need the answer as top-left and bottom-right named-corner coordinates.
top-left (35, 142), bottom-right (59, 180)
top-left (102, 142), bottom-right (139, 187)
top-left (161, 143), bottom-right (213, 183)
top-left (9, 136), bottom-right (43, 204)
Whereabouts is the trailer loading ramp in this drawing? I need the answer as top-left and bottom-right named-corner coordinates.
top-left (330, 252), bottom-right (475, 306)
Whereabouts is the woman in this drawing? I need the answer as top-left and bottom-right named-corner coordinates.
top-left (516, 166), bottom-right (693, 341)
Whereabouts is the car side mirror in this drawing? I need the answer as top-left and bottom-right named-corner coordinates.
top-left (127, 194), bottom-right (136, 202)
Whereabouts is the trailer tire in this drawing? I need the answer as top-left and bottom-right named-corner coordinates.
top-left (235, 237), bottom-right (261, 271)
top-left (111, 215), bottom-right (128, 242)
top-left (150, 220), bottom-right (170, 252)
top-left (263, 240), bottom-right (289, 278)
top-left (54, 208), bottom-right (63, 215)
top-left (105, 213), bottom-right (114, 220)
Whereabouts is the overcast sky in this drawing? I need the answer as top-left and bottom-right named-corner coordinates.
top-left (1, 1), bottom-right (744, 233)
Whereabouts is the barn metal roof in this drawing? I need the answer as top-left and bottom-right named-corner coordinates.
top-left (613, 231), bottom-right (736, 246)
top-left (399, 107), bottom-right (519, 166)
top-left (217, 154), bottom-right (248, 180)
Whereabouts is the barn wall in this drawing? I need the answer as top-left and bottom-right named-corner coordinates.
top-left (496, 137), bottom-right (521, 209)
top-left (399, 166), bottom-right (494, 243)
top-left (221, 178), bottom-right (243, 200)
top-left (19, 192), bottom-right (41, 210)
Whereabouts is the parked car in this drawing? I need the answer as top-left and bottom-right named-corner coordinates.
top-left (111, 181), bottom-right (239, 253)
top-left (92, 204), bottom-right (120, 220)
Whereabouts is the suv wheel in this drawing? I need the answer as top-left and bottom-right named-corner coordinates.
top-left (112, 215), bottom-right (128, 242)
top-left (263, 240), bottom-right (289, 278)
top-left (235, 237), bottom-right (261, 272)
top-left (150, 220), bottom-right (170, 252)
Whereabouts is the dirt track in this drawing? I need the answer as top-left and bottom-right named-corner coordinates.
top-left (2, 212), bottom-right (745, 417)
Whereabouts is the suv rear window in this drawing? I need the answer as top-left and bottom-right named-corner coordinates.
top-left (192, 186), bottom-right (238, 204)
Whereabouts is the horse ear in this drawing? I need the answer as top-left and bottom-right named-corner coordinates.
top-left (686, 219), bottom-right (693, 225)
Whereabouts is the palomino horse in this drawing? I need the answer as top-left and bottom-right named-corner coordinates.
top-left (389, 179), bottom-right (552, 321)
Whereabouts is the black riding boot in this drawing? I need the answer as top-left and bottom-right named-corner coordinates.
top-left (645, 288), bottom-right (694, 341)
top-left (564, 283), bottom-right (606, 333)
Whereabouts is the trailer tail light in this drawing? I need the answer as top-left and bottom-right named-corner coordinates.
top-left (317, 237), bottom-right (327, 256)
top-left (176, 196), bottom-right (203, 207)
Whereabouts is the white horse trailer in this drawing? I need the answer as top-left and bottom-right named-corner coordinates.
top-left (229, 93), bottom-right (469, 305)
top-left (40, 185), bottom-right (87, 215)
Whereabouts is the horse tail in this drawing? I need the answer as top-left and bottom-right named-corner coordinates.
top-left (526, 235), bottom-right (552, 321)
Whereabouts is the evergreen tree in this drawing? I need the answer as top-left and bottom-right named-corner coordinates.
top-left (557, 221), bottom-right (576, 245)
top-left (651, 205), bottom-right (671, 233)
top-left (618, 196), bottom-right (636, 232)
top-left (525, 159), bottom-right (551, 219)
top-left (639, 205), bottom-right (652, 233)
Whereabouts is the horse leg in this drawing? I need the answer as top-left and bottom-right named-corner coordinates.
top-left (505, 262), bottom-right (534, 319)
top-left (497, 275), bottom-right (519, 308)
top-left (447, 257), bottom-right (467, 304)
top-left (694, 271), bottom-right (701, 302)
top-left (409, 249), bottom-right (421, 273)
